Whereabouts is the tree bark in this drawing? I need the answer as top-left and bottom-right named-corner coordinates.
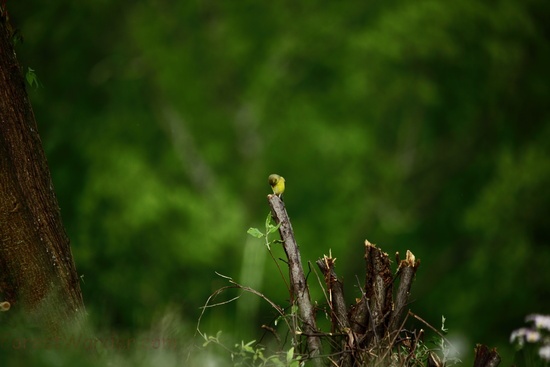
top-left (0, 12), bottom-right (84, 333)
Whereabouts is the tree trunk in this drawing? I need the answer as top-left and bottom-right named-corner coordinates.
top-left (0, 12), bottom-right (85, 333)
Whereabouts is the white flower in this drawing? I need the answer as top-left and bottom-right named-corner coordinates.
top-left (526, 330), bottom-right (542, 343)
top-left (539, 345), bottom-right (550, 361)
top-left (510, 328), bottom-right (541, 345)
top-left (526, 314), bottom-right (550, 331)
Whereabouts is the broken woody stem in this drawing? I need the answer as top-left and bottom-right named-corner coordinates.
top-left (267, 194), bottom-right (322, 365)
top-left (268, 193), bottom-right (420, 366)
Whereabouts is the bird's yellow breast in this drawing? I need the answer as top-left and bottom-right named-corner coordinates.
top-left (268, 174), bottom-right (285, 196)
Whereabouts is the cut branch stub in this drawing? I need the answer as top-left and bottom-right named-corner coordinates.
top-left (473, 344), bottom-right (501, 367)
top-left (364, 240), bottom-right (393, 342)
top-left (316, 255), bottom-right (349, 332)
top-left (390, 249), bottom-right (420, 332)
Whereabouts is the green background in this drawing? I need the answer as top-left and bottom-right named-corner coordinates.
top-left (7, 0), bottom-right (550, 364)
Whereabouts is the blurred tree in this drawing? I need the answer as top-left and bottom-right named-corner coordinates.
top-left (0, 8), bottom-right (84, 332)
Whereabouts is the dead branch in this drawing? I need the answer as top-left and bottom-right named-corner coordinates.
top-left (316, 255), bottom-right (353, 367)
top-left (390, 250), bottom-right (420, 332)
top-left (316, 255), bottom-right (349, 332)
top-left (350, 293), bottom-right (369, 336)
top-left (196, 273), bottom-right (291, 340)
top-left (321, 242), bottom-right (421, 366)
top-left (363, 240), bottom-right (393, 347)
top-left (268, 194), bottom-right (322, 366)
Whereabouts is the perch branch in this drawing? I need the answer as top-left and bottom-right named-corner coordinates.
top-left (268, 194), bottom-right (322, 365)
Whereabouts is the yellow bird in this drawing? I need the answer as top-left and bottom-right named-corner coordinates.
top-left (268, 174), bottom-right (285, 197)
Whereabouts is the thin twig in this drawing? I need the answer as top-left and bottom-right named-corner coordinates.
top-left (196, 273), bottom-right (290, 339)
top-left (376, 309), bottom-right (412, 365)
top-left (408, 310), bottom-right (458, 353)
top-left (265, 232), bottom-right (291, 292)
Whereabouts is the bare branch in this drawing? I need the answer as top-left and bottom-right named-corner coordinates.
top-left (316, 255), bottom-right (349, 332)
top-left (268, 194), bottom-right (322, 365)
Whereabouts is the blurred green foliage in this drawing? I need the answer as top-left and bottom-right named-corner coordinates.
top-left (7, 0), bottom-right (550, 364)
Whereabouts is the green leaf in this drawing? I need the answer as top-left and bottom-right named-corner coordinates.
top-left (441, 315), bottom-right (448, 333)
top-left (25, 67), bottom-right (40, 89)
top-left (265, 212), bottom-right (281, 235)
top-left (247, 227), bottom-right (264, 238)
top-left (286, 347), bottom-right (294, 363)
top-left (266, 222), bottom-right (281, 235)
top-left (202, 330), bottom-right (222, 347)
top-left (265, 212), bottom-right (272, 229)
